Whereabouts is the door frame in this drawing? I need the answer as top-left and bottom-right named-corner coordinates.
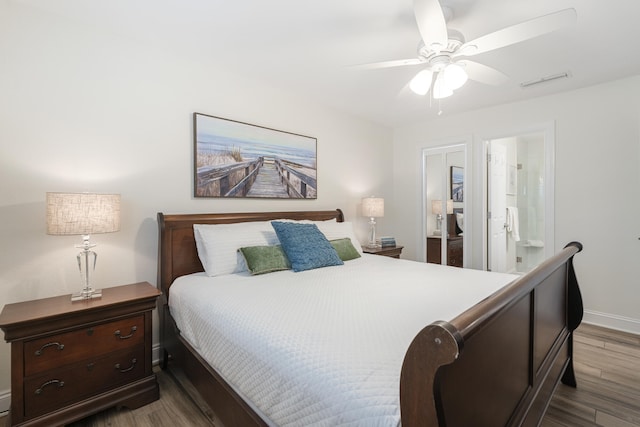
top-left (488, 141), bottom-right (508, 272)
top-left (480, 121), bottom-right (556, 271)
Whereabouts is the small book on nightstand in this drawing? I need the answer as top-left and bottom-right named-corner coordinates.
top-left (377, 236), bottom-right (397, 247)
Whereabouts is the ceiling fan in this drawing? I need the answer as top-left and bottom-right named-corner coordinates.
top-left (356, 0), bottom-right (577, 99)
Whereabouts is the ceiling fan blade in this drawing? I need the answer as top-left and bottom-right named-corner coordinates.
top-left (349, 58), bottom-right (424, 70)
top-left (455, 8), bottom-right (577, 57)
top-left (459, 60), bottom-right (509, 86)
top-left (413, 0), bottom-right (448, 50)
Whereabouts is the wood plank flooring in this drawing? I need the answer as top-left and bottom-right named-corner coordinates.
top-left (541, 323), bottom-right (640, 427)
top-left (1, 323), bottom-right (638, 427)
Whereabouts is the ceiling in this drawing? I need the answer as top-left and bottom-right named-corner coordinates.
top-left (15, 0), bottom-right (640, 127)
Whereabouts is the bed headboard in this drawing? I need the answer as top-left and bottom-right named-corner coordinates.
top-left (157, 209), bottom-right (344, 296)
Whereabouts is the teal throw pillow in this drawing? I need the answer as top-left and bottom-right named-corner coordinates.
top-left (271, 221), bottom-right (343, 272)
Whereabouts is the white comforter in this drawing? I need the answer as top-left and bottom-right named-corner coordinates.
top-left (169, 255), bottom-right (516, 427)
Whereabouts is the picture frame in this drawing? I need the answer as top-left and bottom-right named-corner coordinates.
top-left (450, 166), bottom-right (464, 202)
top-left (194, 113), bottom-right (317, 198)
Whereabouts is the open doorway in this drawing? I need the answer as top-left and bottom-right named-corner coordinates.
top-left (485, 125), bottom-right (555, 273)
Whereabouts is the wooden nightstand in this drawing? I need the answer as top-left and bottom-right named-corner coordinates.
top-left (0, 282), bottom-right (161, 426)
top-left (362, 245), bottom-right (404, 259)
top-left (427, 236), bottom-right (463, 267)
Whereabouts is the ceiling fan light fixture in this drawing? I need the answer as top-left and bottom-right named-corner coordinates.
top-left (409, 69), bottom-right (433, 95)
top-left (443, 63), bottom-right (468, 90)
top-left (433, 73), bottom-right (453, 99)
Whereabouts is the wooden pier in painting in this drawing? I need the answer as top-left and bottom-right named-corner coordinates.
top-left (246, 159), bottom-right (289, 197)
top-left (196, 156), bottom-right (317, 198)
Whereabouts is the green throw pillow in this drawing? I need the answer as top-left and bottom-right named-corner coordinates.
top-left (238, 245), bottom-right (291, 275)
top-left (330, 238), bottom-right (361, 261)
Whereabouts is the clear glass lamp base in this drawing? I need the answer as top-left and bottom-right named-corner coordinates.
top-left (366, 217), bottom-right (380, 248)
top-left (71, 287), bottom-right (102, 301)
top-left (72, 236), bottom-right (102, 302)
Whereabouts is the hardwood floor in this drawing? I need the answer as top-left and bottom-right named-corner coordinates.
top-left (1, 323), bottom-right (637, 427)
top-left (541, 323), bottom-right (640, 427)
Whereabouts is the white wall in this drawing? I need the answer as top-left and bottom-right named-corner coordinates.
top-left (0, 3), bottom-right (393, 401)
top-left (393, 75), bottom-right (640, 334)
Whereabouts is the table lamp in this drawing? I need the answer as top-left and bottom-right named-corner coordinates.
top-left (46, 192), bottom-right (121, 301)
top-left (362, 196), bottom-right (384, 248)
top-left (432, 199), bottom-right (453, 236)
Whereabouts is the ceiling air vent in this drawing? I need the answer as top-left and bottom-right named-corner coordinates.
top-left (520, 71), bottom-right (572, 88)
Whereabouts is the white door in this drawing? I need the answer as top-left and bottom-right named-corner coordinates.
top-left (488, 143), bottom-right (507, 272)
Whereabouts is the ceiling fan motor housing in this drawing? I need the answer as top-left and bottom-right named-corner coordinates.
top-left (418, 28), bottom-right (464, 63)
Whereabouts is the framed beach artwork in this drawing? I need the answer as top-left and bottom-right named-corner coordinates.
top-left (194, 113), bottom-right (317, 198)
top-left (450, 166), bottom-right (464, 202)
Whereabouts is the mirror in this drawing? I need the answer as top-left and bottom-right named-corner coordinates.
top-left (486, 127), bottom-right (554, 273)
top-left (423, 145), bottom-right (466, 267)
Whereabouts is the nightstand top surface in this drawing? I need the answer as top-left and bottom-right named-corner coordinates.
top-left (362, 245), bottom-right (404, 254)
top-left (0, 282), bottom-right (161, 328)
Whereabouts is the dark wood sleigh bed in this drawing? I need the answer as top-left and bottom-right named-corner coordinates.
top-left (157, 209), bottom-right (583, 427)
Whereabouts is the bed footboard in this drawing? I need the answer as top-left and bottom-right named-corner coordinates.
top-left (400, 242), bottom-right (583, 427)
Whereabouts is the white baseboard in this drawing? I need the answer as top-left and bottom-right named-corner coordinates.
top-left (0, 389), bottom-right (10, 416)
top-left (583, 310), bottom-right (640, 335)
top-left (152, 342), bottom-right (161, 366)
top-left (0, 343), bottom-right (164, 418)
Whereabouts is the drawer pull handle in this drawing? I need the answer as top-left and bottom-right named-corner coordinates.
top-left (34, 342), bottom-right (65, 356)
top-left (115, 358), bottom-right (137, 373)
top-left (114, 326), bottom-right (137, 340)
top-left (35, 379), bottom-right (64, 394)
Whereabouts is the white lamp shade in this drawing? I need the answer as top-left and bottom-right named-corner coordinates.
top-left (409, 69), bottom-right (433, 95)
top-left (433, 73), bottom-right (453, 99)
top-left (443, 63), bottom-right (468, 90)
top-left (47, 192), bottom-right (121, 235)
top-left (431, 199), bottom-right (453, 215)
top-left (362, 197), bottom-right (384, 218)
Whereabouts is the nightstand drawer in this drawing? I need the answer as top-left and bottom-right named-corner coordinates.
top-left (24, 314), bottom-right (144, 376)
top-left (24, 345), bottom-right (146, 418)
top-left (448, 238), bottom-right (463, 267)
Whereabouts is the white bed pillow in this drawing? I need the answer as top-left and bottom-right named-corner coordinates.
top-left (194, 221), bottom-right (280, 277)
top-left (193, 217), bottom-right (351, 277)
top-left (315, 221), bottom-right (363, 254)
top-left (456, 213), bottom-right (464, 235)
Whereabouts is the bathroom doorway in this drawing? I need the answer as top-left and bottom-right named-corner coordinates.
top-left (485, 125), bottom-right (555, 273)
